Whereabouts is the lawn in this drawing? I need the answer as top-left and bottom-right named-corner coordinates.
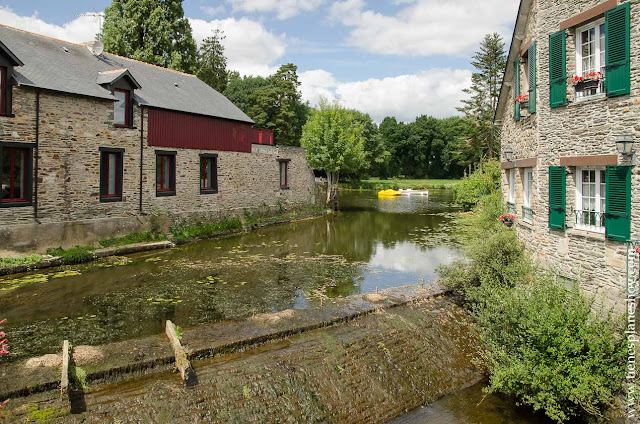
top-left (341, 178), bottom-right (461, 190)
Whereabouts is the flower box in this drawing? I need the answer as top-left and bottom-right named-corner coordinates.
top-left (575, 79), bottom-right (601, 92)
top-left (520, 100), bottom-right (529, 110)
top-left (498, 214), bottom-right (516, 228)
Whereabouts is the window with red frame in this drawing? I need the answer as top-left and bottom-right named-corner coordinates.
top-left (99, 148), bottom-right (124, 202)
top-left (156, 152), bottom-right (176, 196)
top-left (200, 154), bottom-right (218, 194)
top-left (1, 146), bottom-right (31, 205)
top-left (279, 160), bottom-right (289, 189)
top-left (0, 66), bottom-right (6, 116)
top-left (114, 89), bottom-right (130, 127)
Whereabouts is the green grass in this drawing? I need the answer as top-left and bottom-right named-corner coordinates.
top-left (341, 178), bottom-right (461, 190)
top-left (0, 253), bottom-right (43, 268)
top-left (99, 231), bottom-right (166, 248)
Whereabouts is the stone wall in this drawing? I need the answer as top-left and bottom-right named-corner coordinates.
top-left (500, 0), bottom-right (640, 309)
top-left (0, 86), bottom-right (318, 253)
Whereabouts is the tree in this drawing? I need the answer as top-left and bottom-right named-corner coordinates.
top-left (197, 29), bottom-right (228, 93)
top-left (457, 33), bottom-right (507, 159)
top-left (269, 64), bottom-right (305, 146)
top-left (102, 0), bottom-right (198, 73)
top-left (378, 117), bottom-right (408, 178)
top-left (350, 111), bottom-right (386, 178)
top-left (301, 100), bottom-right (367, 203)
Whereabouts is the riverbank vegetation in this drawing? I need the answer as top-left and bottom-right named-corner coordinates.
top-left (341, 178), bottom-right (460, 190)
top-left (439, 165), bottom-right (626, 422)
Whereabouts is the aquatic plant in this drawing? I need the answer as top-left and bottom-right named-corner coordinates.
top-left (0, 254), bottom-right (43, 269)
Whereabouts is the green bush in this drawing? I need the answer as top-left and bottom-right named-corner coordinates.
top-left (0, 254), bottom-right (43, 268)
top-left (46, 246), bottom-right (95, 264)
top-left (472, 277), bottom-right (625, 422)
top-left (170, 217), bottom-right (243, 244)
top-left (453, 160), bottom-right (501, 206)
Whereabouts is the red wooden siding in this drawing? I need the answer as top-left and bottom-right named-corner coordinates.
top-left (147, 108), bottom-right (273, 152)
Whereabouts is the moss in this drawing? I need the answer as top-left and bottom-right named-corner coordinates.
top-left (26, 406), bottom-right (67, 423)
top-left (69, 366), bottom-right (88, 390)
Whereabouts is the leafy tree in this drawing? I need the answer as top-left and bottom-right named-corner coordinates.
top-left (457, 33), bottom-right (507, 159)
top-left (102, 0), bottom-right (198, 73)
top-left (223, 65), bottom-right (308, 146)
top-left (301, 99), bottom-right (367, 203)
top-left (377, 117), bottom-right (408, 178)
top-left (196, 29), bottom-right (228, 93)
top-left (350, 110), bottom-right (385, 178)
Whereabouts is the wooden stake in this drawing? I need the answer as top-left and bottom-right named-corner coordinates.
top-left (60, 340), bottom-right (69, 395)
top-left (165, 320), bottom-right (193, 382)
top-left (376, 286), bottom-right (379, 294)
top-left (421, 278), bottom-right (424, 288)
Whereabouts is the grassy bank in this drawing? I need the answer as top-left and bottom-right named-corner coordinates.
top-left (341, 178), bottom-right (460, 190)
top-left (439, 162), bottom-right (625, 422)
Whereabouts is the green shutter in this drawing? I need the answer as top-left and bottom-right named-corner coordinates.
top-left (514, 59), bottom-right (521, 121)
top-left (528, 42), bottom-right (537, 114)
top-left (549, 31), bottom-right (567, 108)
top-left (605, 165), bottom-right (631, 241)
top-left (605, 3), bottom-right (630, 97)
top-left (548, 166), bottom-right (566, 230)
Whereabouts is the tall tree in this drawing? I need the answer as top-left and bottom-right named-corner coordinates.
top-left (378, 117), bottom-right (408, 178)
top-left (457, 33), bottom-right (506, 159)
top-left (102, 0), bottom-right (198, 73)
top-left (350, 110), bottom-right (386, 178)
top-left (301, 99), bottom-right (367, 203)
top-left (269, 64), bottom-right (304, 146)
top-left (196, 29), bottom-right (228, 93)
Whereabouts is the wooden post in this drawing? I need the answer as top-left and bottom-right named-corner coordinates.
top-left (60, 340), bottom-right (69, 394)
top-left (421, 278), bottom-right (424, 288)
top-left (165, 320), bottom-right (193, 381)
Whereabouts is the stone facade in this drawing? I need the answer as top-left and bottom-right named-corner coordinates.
top-left (0, 85), bottom-right (318, 253)
top-left (498, 0), bottom-right (640, 309)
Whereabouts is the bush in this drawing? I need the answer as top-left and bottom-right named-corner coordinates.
top-left (472, 277), bottom-right (625, 422)
top-left (453, 160), bottom-right (501, 206)
top-left (46, 246), bottom-right (95, 264)
top-left (170, 217), bottom-right (243, 244)
top-left (0, 254), bottom-right (43, 268)
top-left (99, 231), bottom-right (165, 248)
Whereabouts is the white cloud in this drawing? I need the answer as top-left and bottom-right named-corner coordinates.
top-left (226, 0), bottom-right (325, 20)
top-left (0, 7), bottom-right (100, 43)
top-left (329, 0), bottom-right (518, 57)
top-left (200, 5), bottom-right (227, 16)
top-left (299, 68), bottom-right (472, 122)
top-left (189, 17), bottom-right (286, 77)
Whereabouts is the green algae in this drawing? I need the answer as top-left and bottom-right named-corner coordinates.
top-left (26, 405), bottom-right (67, 423)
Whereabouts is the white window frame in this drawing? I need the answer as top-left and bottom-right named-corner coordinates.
top-left (575, 166), bottom-right (606, 234)
top-left (575, 18), bottom-right (606, 100)
top-left (523, 168), bottom-right (533, 223)
top-left (508, 169), bottom-right (516, 204)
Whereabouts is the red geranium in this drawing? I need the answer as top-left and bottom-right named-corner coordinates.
top-left (571, 71), bottom-right (602, 85)
top-left (515, 94), bottom-right (529, 104)
top-left (498, 214), bottom-right (516, 222)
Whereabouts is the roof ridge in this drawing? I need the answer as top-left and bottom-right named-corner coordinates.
top-left (0, 24), bottom-right (196, 78)
top-left (0, 23), bottom-right (86, 47)
top-left (104, 52), bottom-right (196, 78)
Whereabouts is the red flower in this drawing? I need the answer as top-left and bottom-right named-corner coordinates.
top-left (498, 214), bottom-right (516, 222)
top-left (636, 246), bottom-right (640, 254)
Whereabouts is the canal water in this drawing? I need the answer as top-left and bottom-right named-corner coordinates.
top-left (0, 189), bottom-right (462, 360)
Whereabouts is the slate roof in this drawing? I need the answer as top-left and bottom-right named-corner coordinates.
top-left (0, 25), bottom-right (253, 124)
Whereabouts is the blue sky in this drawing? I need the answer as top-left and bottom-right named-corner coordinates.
top-left (0, 0), bottom-right (519, 122)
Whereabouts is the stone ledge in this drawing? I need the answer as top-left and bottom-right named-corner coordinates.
top-left (0, 284), bottom-right (447, 400)
top-left (567, 227), bottom-right (606, 242)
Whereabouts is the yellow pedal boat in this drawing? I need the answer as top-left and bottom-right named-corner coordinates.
top-left (378, 189), bottom-right (402, 197)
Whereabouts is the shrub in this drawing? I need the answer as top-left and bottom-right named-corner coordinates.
top-left (99, 231), bottom-right (165, 248)
top-left (472, 277), bottom-right (625, 422)
top-left (170, 217), bottom-right (243, 244)
top-left (453, 160), bottom-right (501, 206)
top-left (0, 254), bottom-right (43, 268)
top-left (45, 246), bottom-right (95, 264)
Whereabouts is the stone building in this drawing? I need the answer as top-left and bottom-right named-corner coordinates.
top-left (0, 25), bottom-right (318, 254)
top-left (495, 0), bottom-right (638, 309)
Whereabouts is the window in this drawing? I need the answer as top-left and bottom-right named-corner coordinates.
top-left (156, 151), bottom-right (176, 196)
top-left (575, 167), bottom-right (606, 233)
top-left (279, 160), bottom-right (289, 189)
top-left (522, 168), bottom-right (533, 223)
top-left (0, 66), bottom-right (6, 116)
top-left (200, 154), bottom-right (218, 194)
top-left (576, 20), bottom-right (605, 99)
top-left (114, 89), bottom-right (130, 127)
top-left (99, 148), bottom-right (124, 202)
top-left (0, 144), bottom-right (32, 206)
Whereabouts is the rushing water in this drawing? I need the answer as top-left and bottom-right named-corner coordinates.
top-left (0, 189), bottom-right (462, 360)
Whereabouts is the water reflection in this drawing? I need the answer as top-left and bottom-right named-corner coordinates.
top-left (0, 189), bottom-right (462, 359)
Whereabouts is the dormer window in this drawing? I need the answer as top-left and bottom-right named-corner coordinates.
top-left (114, 88), bottom-right (131, 127)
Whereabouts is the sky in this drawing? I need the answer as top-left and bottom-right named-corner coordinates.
top-left (0, 0), bottom-right (519, 123)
